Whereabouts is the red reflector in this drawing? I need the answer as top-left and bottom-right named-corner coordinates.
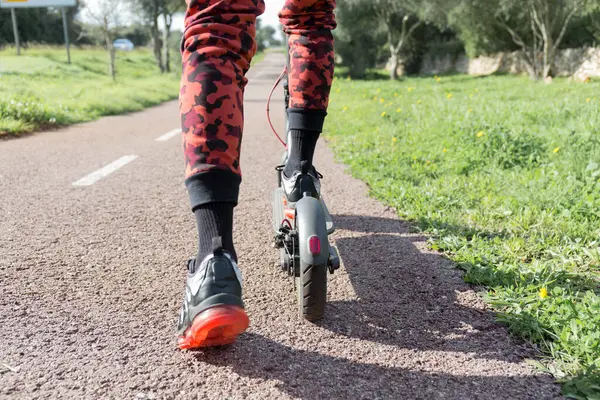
top-left (308, 236), bottom-right (321, 255)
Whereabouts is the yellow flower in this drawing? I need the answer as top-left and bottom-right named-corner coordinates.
top-left (426, 160), bottom-right (431, 165)
top-left (336, 88), bottom-right (341, 93)
top-left (380, 98), bottom-right (385, 103)
top-left (394, 92), bottom-right (399, 97)
top-left (373, 96), bottom-right (378, 101)
top-left (396, 108), bottom-right (402, 113)
top-left (343, 106), bottom-right (348, 112)
top-left (586, 97), bottom-right (591, 103)
top-left (446, 93), bottom-right (453, 99)
top-left (376, 88), bottom-right (381, 93)
top-left (467, 108), bottom-right (473, 113)
top-left (443, 148), bottom-right (447, 153)
top-left (346, 76), bottom-right (351, 81)
top-left (469, 93), bottom-right (474, 98)
top-left (435, 76), bottom-right (442, 83)
top-left (539, 287), bottom-right (549, 299)
top-left (476, 131), bottom-right (485, 138)
top-left (381, 112), bottom-right (387, 117)
top-left (392, 137), bottom-right (397, 144)
top-left (416, 100), bottom-right (422, 104)
top-left (553, 147), bottom-right (560, 153)
top-left (407, 87), bottom-right (414, 93)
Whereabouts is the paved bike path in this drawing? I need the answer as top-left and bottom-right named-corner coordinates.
top-left (0, 52), bottom-right (561, 399)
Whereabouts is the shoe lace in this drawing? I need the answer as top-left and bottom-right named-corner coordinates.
top-left (275, 164), bottom-right (323, 179)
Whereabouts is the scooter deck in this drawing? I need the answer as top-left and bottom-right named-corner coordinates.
top-left (272, 187), bottom-right (334, 234)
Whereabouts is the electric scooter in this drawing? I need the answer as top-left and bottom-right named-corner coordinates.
top-left (267, 43), bottom-right (340, 321)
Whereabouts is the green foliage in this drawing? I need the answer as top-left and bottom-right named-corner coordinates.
top-left (256, 19), bottom-right (281, 52)
top-left (448, 0), bottom-right (596, 57)
top-left (334, 1), bottom-right (386, 78)
top-left (447, 0), bottom-right (516, 57)
top-left (326, 73), bottom-right (600, 398)
top-left (0, 6), bottom-right (83, 46)
top-left (0, 47), bottom-right (179, 136)
top-left (121, 24), bottom-right (152, 47)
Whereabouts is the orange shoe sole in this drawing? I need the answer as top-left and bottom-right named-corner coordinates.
top-left (178, 305), bottom-right (249, 350)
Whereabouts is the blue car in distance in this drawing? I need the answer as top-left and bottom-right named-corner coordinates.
top-left (113, 39), bottom-right (135, 51)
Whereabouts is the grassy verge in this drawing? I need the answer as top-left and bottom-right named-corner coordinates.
top-left (252, 50), bottom-right (266, 66)
top-left (0, 46), bottom-right (180, 137)
top-left (325, 73), bottom-right (600, 398)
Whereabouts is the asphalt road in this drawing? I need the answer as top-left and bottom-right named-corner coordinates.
top-left (0, 53), bottom-right (561, 399)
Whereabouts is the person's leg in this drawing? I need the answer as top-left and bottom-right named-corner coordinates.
top-left (180, 0), bottom-right (265, 264)
top-left (279, 0), bottom-right (336, 181)
top-left (177, 0), bottom-right (265, 349)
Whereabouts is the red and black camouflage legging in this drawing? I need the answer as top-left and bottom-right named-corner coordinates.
top-left (180, 0), bottom-right (336, 210)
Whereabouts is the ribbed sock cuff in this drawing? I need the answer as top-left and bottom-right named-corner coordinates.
top-left (185, 169), bottom-right (241, 211)
top-left (287, 108), bottom-right (327, 132)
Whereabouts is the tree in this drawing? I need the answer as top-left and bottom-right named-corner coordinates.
top-left (0, 6), bottom-right (83, 47)
top-left (373, 0), bottom-right (423, 79)
top-left (346, 0), bottom-right (448, 80)
top-left (161, 0), bottom-right (184, 73)
top-left (255, 19), bottom-right (282, 52)
top-left (334, 0), bottom-right (386, 78)
top-left (449, 0), bottom-right (593, 79)
top-left (82, 0), bottom-right (126, 80)
top-left (133, 0), bottom-right (164, 72)
top-left (585, 2), bottom-right (600, 43)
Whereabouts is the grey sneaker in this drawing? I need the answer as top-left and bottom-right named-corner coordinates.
top-left (177, 238), bottom-right (248, 350)
top-left (281, 161), bottom-right (322, 203)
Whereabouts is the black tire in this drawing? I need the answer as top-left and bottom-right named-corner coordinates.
top-left (296, 262), bottom-right (327, 321)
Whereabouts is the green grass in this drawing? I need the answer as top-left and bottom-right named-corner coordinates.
top-left (0, 46), bottom-right (180, 137)
top-left (325, 73), bottom-right (600, 398)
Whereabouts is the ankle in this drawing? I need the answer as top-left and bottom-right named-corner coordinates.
top-left (284, 129), bottom-right (320, 177)
top-left (193, 203), bottom-right (236, 268)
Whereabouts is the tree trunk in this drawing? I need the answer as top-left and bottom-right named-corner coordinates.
top-left (151, 19), bottom-right (164, 73)
top-left (104, 30), bottom-right (116, 81)
top-left (110, 45), bottom-right (116, 81)
top-left (389, 52), bottom-right (399, 80)
top-left (162, 14), bottom-right (171, 73)
top-left (542, 35), bottom-right (553, 80)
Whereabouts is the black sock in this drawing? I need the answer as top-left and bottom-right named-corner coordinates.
top-left (283, 129), bottom-right (320, 177)
top-left (191, 202), bottom-right (236, 272)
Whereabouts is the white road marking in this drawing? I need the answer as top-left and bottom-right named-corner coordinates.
top-left (155, 128), bottom-right (181, 142)
top-left (72, 155), bottom-right (138, 187)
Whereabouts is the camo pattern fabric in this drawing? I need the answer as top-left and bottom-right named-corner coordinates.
top-left (279, 0), bottom-right (336, 110)
top-left (180, 0), bottom-right (336, 179)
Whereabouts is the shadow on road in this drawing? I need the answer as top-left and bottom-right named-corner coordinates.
top-left (321, 214), bottom-right (518, 359)
top-left (195, 332), bottom-right (555, 399)
top-left (190, 214), bottom-right (557, 399)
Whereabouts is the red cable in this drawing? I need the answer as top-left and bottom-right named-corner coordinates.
top-left (266, 66), bottom-right (288, 149)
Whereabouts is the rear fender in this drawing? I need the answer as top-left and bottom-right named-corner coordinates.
top-left (295, 196), bottom-right (329, 266)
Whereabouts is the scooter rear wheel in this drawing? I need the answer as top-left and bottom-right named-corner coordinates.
top-left (296, 261), bottom-right (327, 321)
